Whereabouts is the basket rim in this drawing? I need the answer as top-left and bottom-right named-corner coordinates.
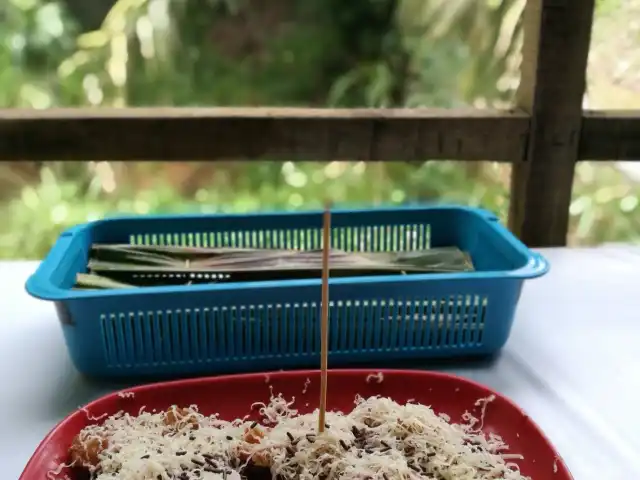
top-left (25, 205), bottom-right (549, 302)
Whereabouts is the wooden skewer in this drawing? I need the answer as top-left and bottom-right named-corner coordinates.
top-left (318, 202), bottom-right (331, 434)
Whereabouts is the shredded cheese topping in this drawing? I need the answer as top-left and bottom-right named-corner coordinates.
top-left (365, 372), bottom-right (384, 384)
top-left (69, 391), bottom-right (530, 480)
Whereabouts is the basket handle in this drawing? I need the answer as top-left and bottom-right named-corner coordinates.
top-left (25, 226), bottom-right (80, 300)
top-left (510, 252), bottom-right (549, 279)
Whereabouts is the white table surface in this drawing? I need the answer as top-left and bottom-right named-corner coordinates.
top-left (3, 247), bottom-right (640, 479)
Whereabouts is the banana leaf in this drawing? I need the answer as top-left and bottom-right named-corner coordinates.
top-left (86, 249), bottom-right (473, 275)
top-left (76, 244), bottom-right (474, 289)
top-left (73, 273), bottom-right (137, 290)
top-left (90, 244), bottom-right (294, 265)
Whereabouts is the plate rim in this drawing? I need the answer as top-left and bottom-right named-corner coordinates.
top-left (20, 369), bottom-right (572, 479)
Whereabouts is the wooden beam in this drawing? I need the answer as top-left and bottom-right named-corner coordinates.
top-left (1, 105), bottom-right (637, 163)
top-left (0, 107), bottom-right (528, 162)
top-left (508, 0), bottom-right (596, 247)
top-left (580, 110), bottom-right (640, 160)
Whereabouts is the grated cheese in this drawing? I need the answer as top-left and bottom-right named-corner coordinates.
top-left (301, 378), bottom-right (311, 394)
top-left (68, 391), bottom-right (530, 480)
top-left (365, 372), bottom-right (384, 384)
top-left (79, 406), bottom-right (108, 422)
top-left (473, 394), bottom-right (495, 431)
top-left (46, 461), bottom-right (73, 480)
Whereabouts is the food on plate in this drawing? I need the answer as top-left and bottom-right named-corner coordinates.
top-left (65, 392), bottom-right (529, 480)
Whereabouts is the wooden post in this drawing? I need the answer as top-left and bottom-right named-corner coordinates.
top-left (509, 0), bottom-right (596, 246)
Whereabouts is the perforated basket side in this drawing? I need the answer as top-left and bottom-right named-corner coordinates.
top-left (127, 223), bottom-right (432, 252)
top-left (98, 296), bottom-right (488, 366)
top-left (59, 278), bottom-right (522, 378)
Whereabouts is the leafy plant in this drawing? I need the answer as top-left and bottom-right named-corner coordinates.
top-left (0, 0), bottom-right (639, 260)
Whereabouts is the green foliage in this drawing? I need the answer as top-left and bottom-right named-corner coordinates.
top-left (0, 160), bottom-right (511, 259)
top-left (0, 0), bottom-right (639, 259)
top-left (0, 0), bottom-right (78, 107)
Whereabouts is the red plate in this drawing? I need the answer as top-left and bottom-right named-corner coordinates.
top-left (20, 369), bottom-right (572, 479)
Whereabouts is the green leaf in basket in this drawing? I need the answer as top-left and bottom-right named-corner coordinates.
top-left (74, 272), bottom-right (138, 290)
top-left (83, 244), bottom-right (475, 288)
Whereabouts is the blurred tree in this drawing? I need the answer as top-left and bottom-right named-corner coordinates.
top-left (0, 0), bottom-right (638, 259)
top-left (62, 0), bottom-right (117, 31)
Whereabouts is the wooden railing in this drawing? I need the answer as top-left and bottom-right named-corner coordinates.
top-left (0, 0), bottom-right (638, 247)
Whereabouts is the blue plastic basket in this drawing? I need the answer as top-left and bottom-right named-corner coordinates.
top-left (26, 206), bottom-right (548, 378)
